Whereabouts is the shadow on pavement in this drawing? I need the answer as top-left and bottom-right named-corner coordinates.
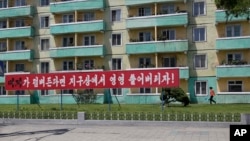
top-left (0, 128), bottom-right (73, 138)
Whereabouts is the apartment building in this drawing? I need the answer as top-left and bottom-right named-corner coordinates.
top-left (0, 0), bottom-right (249, 104)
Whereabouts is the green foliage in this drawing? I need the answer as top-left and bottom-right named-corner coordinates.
top-left (215, 0), bottom-right (250, 20)
top-left (160, 87), bottom-right (190, 106)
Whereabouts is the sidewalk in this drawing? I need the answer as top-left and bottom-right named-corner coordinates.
top-left (0, 120), bottom-right (233, 141)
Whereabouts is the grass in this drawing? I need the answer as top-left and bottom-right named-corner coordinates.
top-left (0, 103), bottom-right (249, 114)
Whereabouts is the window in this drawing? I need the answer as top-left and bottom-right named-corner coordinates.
top-left (112, 58), bottom-right (122, 70)
top-left (15, 0), bottom-right (26, 6)
top-left (226, 25), bottom-right (241, 37)
top-left (111, 58), bottom-right (122, 95)
top-left (162, 29), bottom-right (176, 40)
top-left (63, 61), bottom-right (74, 70)
top-left (41, 90), bottom-right (49, 95)
top-left (228, 81), bottom-right (242, 92)
top-left (111, 9), bottom-right (121, 22)
top-left (62, 89), bottom-right (74, 94)
top-left (139, 7), bottom-right (151, 16)
top-left (112, 88), bottom-right (122, 96)
top-left (0, 86), bottom-right (6, 95)
top-left (194, 54), bottom-right (206, 69)
top-left (195, 81), bottom-right (207, 95)
top-left (62, 14), bottom-right (74, 23)
top-left (112, 33), bottom-right (121, 46)
top-left (40, 62), bottom-right (49, 95)
top-left (161, 4), bottom-right (175, 14)
top-left (84, 60), bottom-right (94, 70)
top-left (15, 41), bottom-right (25, 50)
top-left (15, 19), bottom-right (25, 27)
top-left (227, 53), bottom-right (242, 63)
top-left (162, 57), bottom-right (176, 67)
top-left (0, 41), bottom-right (6, 51)
top-left (41, 38), bottom-right (50, 51)
top-left (139, 57), bottom-right (151, 68)
top-left (62, 37), bottom-right (74, 47)
top-left (0, 20), bottom-right (6, 28)
top-left (84, 36), bottom-right (95, 46)
top-left (0, 0), bottom-right (7, 8)
top-left (41, 62), bottom-right (49, 73)
top-left (40, 0), bottom-right (49, 6)
top-left (193, 27), bottom-right (206, 41)
top-left (0, 61), bottom-right (6, 74)
top-left (40, 16), bottom-right (49, 28)
top-left (139, 32), bottom-right (151, 41)
top-left (140, 88), bottom-right (151, 93)
top-left (15, 90), bottom-right (25, 95)
top-left (15, 64), bottom-right (25, 72)
top-left (84, 12), bottom-right (94, 21)
top-left (193, 1), bottom-right (205, 16)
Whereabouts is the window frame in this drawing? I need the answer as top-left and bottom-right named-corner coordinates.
top-left (0, 41), bottom-right (7, 51)
top-left (193, 27), bottom-right (206, 42)
top-left (228, 80), bottom-right (243, 92)
top-left (0, 85), bottom-right (6, 95)
top-left (193, 1), bottom-right (206, 16)
top-left (62, 60), bottom-right (74, 70)
top-left (62, 36), bottom-right (74, 47)
top-left (15, 40), bottom-right (25, 50)
top-left (84, 12), bottom-right (95, 21)
top-left (83, 35), bottom-right (95, 46)
top-left (111, 33), bottom-right (122, 46)
top-left (193, 54), bottom-right (207, 69)
top-left (40, 0), bottom-right (50, 7)
top-left (40, 15), bottom-right (50, 28)
top-left (40, 38), bottom-right (50, 51)
top-left (162, 29), bottom-right (176, 40)
top-left (15, 63), bottom-right (25, 72)
top-left (111, 9), bottom-right (121, 22)
top-left (227, 53), bottom-right (242, 63)
top-left (62, 14), bottom-right (74, 23)
top-left (139, 31), bottom-right (152, 42)
top-left (84, 59), bottom-right (94, 70)
top-left (40, 61), bottom-right (49, 73)
top-left (195, 80), bottom-right (208, 96)
top-left (138, 7), bottom-right (151, 16)
top-left (0, 0), bottom-right (7, 8)
top-left (226, 24), bottom-right (241, 37)
top-left (0, 20), bottom-right (7, 28)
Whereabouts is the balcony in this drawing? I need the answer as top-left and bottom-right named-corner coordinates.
top-left (0, 26), bottom-right (34, 39)
top-left (0, 5), bottom-right (34, 18)
top-left (50, 45), bottom-right (105, 58)
top-left (216, 36), bottom-right (250, 50)
top-left (50, 0), bottom-right (104, 13)
top-left (126, 13), bottom-right (187, 29)
top-left (215, 10), bottom-right (248, 23)
top-left (216, 65), bottom-right (250, 78)
top-left (0, 76), bottom-right (4, 83)
top-left (0, 50), bottom-right (34, 61)
top-left (179, 67), bottom-right (189, 79)
top-left (50, 20), bottom-right (105, 34)
top-left (126, 40), bottom-right (188, 54)
top-left (125, 0), bottom-right (185, 6)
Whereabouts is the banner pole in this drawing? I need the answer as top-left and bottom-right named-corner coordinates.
top-left (17, 93), bottom-right (19, 111)
top-left (60, 90), bottom-right (63, 110)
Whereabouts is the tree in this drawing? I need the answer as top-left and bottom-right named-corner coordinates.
top-left (215, 0), bottom-right (250, 20)
top-left (160, 88), bottom-right (190, 107)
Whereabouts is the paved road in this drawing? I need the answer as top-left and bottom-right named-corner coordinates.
top-left (0, 121), bottom-right (230, 141)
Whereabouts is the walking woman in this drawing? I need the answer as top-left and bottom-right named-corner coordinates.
top-left (209, 87), bottom-right (216, 104)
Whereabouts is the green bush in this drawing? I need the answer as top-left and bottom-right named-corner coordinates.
top-left (160, 87), bottom-right (190, 106)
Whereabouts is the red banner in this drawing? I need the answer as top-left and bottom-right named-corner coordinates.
top-left (5, 68), bottom-right (179, 90)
